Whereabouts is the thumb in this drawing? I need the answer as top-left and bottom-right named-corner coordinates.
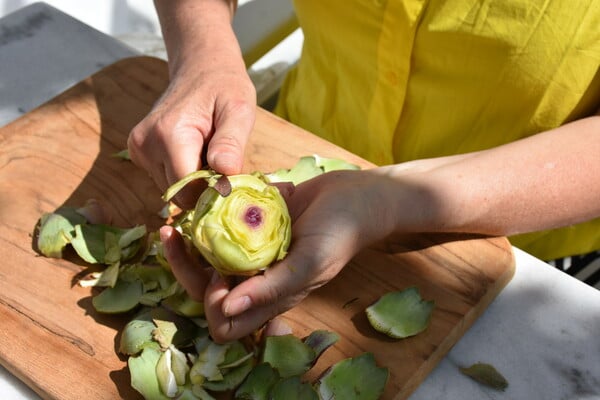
top-left (207, 103), bottom-right (256, 175)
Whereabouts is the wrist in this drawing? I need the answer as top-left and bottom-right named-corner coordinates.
top-left (155, 0), bottom-right (244, 78)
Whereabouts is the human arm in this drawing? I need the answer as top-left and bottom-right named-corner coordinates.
top-left (170, 114), bottom-right (600, 342)
top-left (127, 0), bottom-right (256, 209)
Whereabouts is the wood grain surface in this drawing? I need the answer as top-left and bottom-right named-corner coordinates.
top-left (0, 56), bottom-right (515, 400)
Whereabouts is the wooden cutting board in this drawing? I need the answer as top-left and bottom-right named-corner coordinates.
top-left (0, 56), bottom-right (515, 400)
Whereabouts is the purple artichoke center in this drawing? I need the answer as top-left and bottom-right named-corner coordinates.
top-left (244, 206), bottom-right (263, 229)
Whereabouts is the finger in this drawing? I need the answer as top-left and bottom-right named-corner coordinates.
top-left (220, 245), bottom-right (318, 318)
top-left (160, 225), bottom-right (209, 302)
top-left (270, 182), bottom-right (295, 202)
top-left (204, 270), bottom-right (288, 343)
top-left (161, 125), bottom-right (208, 209)
top-left (263, 316), bottom-right (293, 337)
top-left (207, 100), bottom-right (256, 175)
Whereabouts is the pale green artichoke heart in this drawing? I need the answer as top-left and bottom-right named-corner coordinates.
top-left (191, 174), bottom-right (291, 276)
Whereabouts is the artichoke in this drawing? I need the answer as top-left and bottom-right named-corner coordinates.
top-left (164, 171), bottom-right (291, 276)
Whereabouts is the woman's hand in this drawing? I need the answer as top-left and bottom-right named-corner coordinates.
top-left (164, 168), bottom-right (407, 342)
top-left (127, 0), bottom-right (255, 209)
top-left (127, 63), bottom-right (256, 209)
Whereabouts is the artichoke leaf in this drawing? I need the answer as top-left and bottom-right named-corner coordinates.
top-left (128, 344), bottom-right (170, 400)
top-left (317, 353), bottom-right (388, 400)
top-left (459, 362), bottom-right (509, 391)
top-left (36, 207), bottom-right (86, 258)
top-left (234, 362), bottom-right (280, 400)
top-left (366, 287), bottom-right (434, 339)
top-left (270, 376), bottom-right (319, 400)
top-left (92, 278), bottom-right (143, 313)
top-left (119, 310), bottom-right (156, 355)
top-left (304, 330), bottom-right (339, 361)
top-left (162, 170), bottom-right (217, 202)
top-left (152, 319), bottom-right (178, 350)
top-left (261, 334), bottom-right (316, 378)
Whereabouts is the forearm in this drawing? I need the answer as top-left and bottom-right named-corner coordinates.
top-left (154, 0), bottom-right (242, 77)
top-left (384, 116), bottom-right (600, 237)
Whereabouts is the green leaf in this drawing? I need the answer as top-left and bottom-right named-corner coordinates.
top-left (119, 311), bottom-right (156, 355)
top-left (128, 344), bottom-right (170, 400)
top-left (366, 287), bottom-right (434, 339)
top-left (317, 353), bottom-right (388, 400)
top-left (112, 149), bottom-right (131, 160)
top-left (36, 207), bottom-right (86, 258)
top-left (92, 279), bottom-right (143, 313)
top-left (162, 170), bottom-right (216, 202)
top-left (313, 154), bottom-right (360, 173)
top-left (70, 224), bottom-right (146, 264)
top-left (266, 155), bottom-right (360, 185)
top-left (234, 363), bottom-right (280, 400)
top-left (270, 376), bottom-right (319, 400)
top-left (304, 330), bottom-right (339, 360)
top-left (261, 334), bottom-right (316, 378)
top-left (459, 362), bottom-right (509, 391)
top-left (152, 319), bottom-right (178, 349)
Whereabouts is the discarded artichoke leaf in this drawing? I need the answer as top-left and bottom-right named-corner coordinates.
top-left (104, 232), bottom-right (121, 264)
top-left (70, 224), bottom-right (145, 264)
top-left (152, 319), bottom-right (178, 349)
top-left (270, 376), bottom-right (319, 400)
top-left (140, 281), bottom-right (180, 307)
top-left (131, 263), bottom-right (175, 290)
top-left (119, 311), bottom-right (156, 355)
top-left (112, 148), bottom-right (131, 160)
top-left (366, 287), bottom-right (434, 339)
top-left (190, 341), bottom-right (231, 384)
top-left (80, 261), bottom-right (120, 288)
top-left (317, 353), bottom-right (388, 400)
top-left (202, 355), bottom-right (254, 392)
top-left (149, 307), bottom-right (208, 349)
top-left (261, 334), bottom-right (316, 378)
top-left (119, 224), bottom-right (147, 248)
top-left (92, 279), bottom-right (143, 313)
top-left (162, 169), bottom-right (217, 202)
top-left (156, 347), bottom-right (180, 397)
top-left (191, 384), bottom-right (217, 400)
top-left (128, 344), bottom-right (170, 400)
top-left (170, 345), bottom-right (190, 386)
top-left (304, 330), bottom-right (339, 360)
top-left (459, 362), bottom-right (508, 391)
top-left (162, 290), bottom-right (205, 318)
top-left (234, 362), bottom-right (280, 400)
top-left (36, 207), bottom-right (86, 258)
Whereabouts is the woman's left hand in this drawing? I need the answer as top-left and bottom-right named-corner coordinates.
top-left (165, 168), bottom-right (408, 342)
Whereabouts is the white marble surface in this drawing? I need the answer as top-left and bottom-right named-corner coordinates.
top-left (0, 3), bottom-right (599, 400)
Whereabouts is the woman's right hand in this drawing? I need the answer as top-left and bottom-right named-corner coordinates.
top-left (127, 0), bottom-right (256, 209)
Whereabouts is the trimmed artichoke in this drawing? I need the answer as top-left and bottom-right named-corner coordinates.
top-left (191, 174), bottom-right (291, 276)
top-left (164, 171), bottom-right (292, 276)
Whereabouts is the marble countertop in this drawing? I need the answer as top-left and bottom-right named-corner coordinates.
top-left (1, 3), bottom-right (599, 400)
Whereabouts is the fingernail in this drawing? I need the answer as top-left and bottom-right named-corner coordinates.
top-left (224, 295), bottom-right (252, 317)
top-left (159, 226), bottom-right (172, 242)
top-left (214, 153), bottom-right (240, 175)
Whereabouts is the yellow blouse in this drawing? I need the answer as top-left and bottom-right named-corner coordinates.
top-left (275, 0), bottom-right (600, 261)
